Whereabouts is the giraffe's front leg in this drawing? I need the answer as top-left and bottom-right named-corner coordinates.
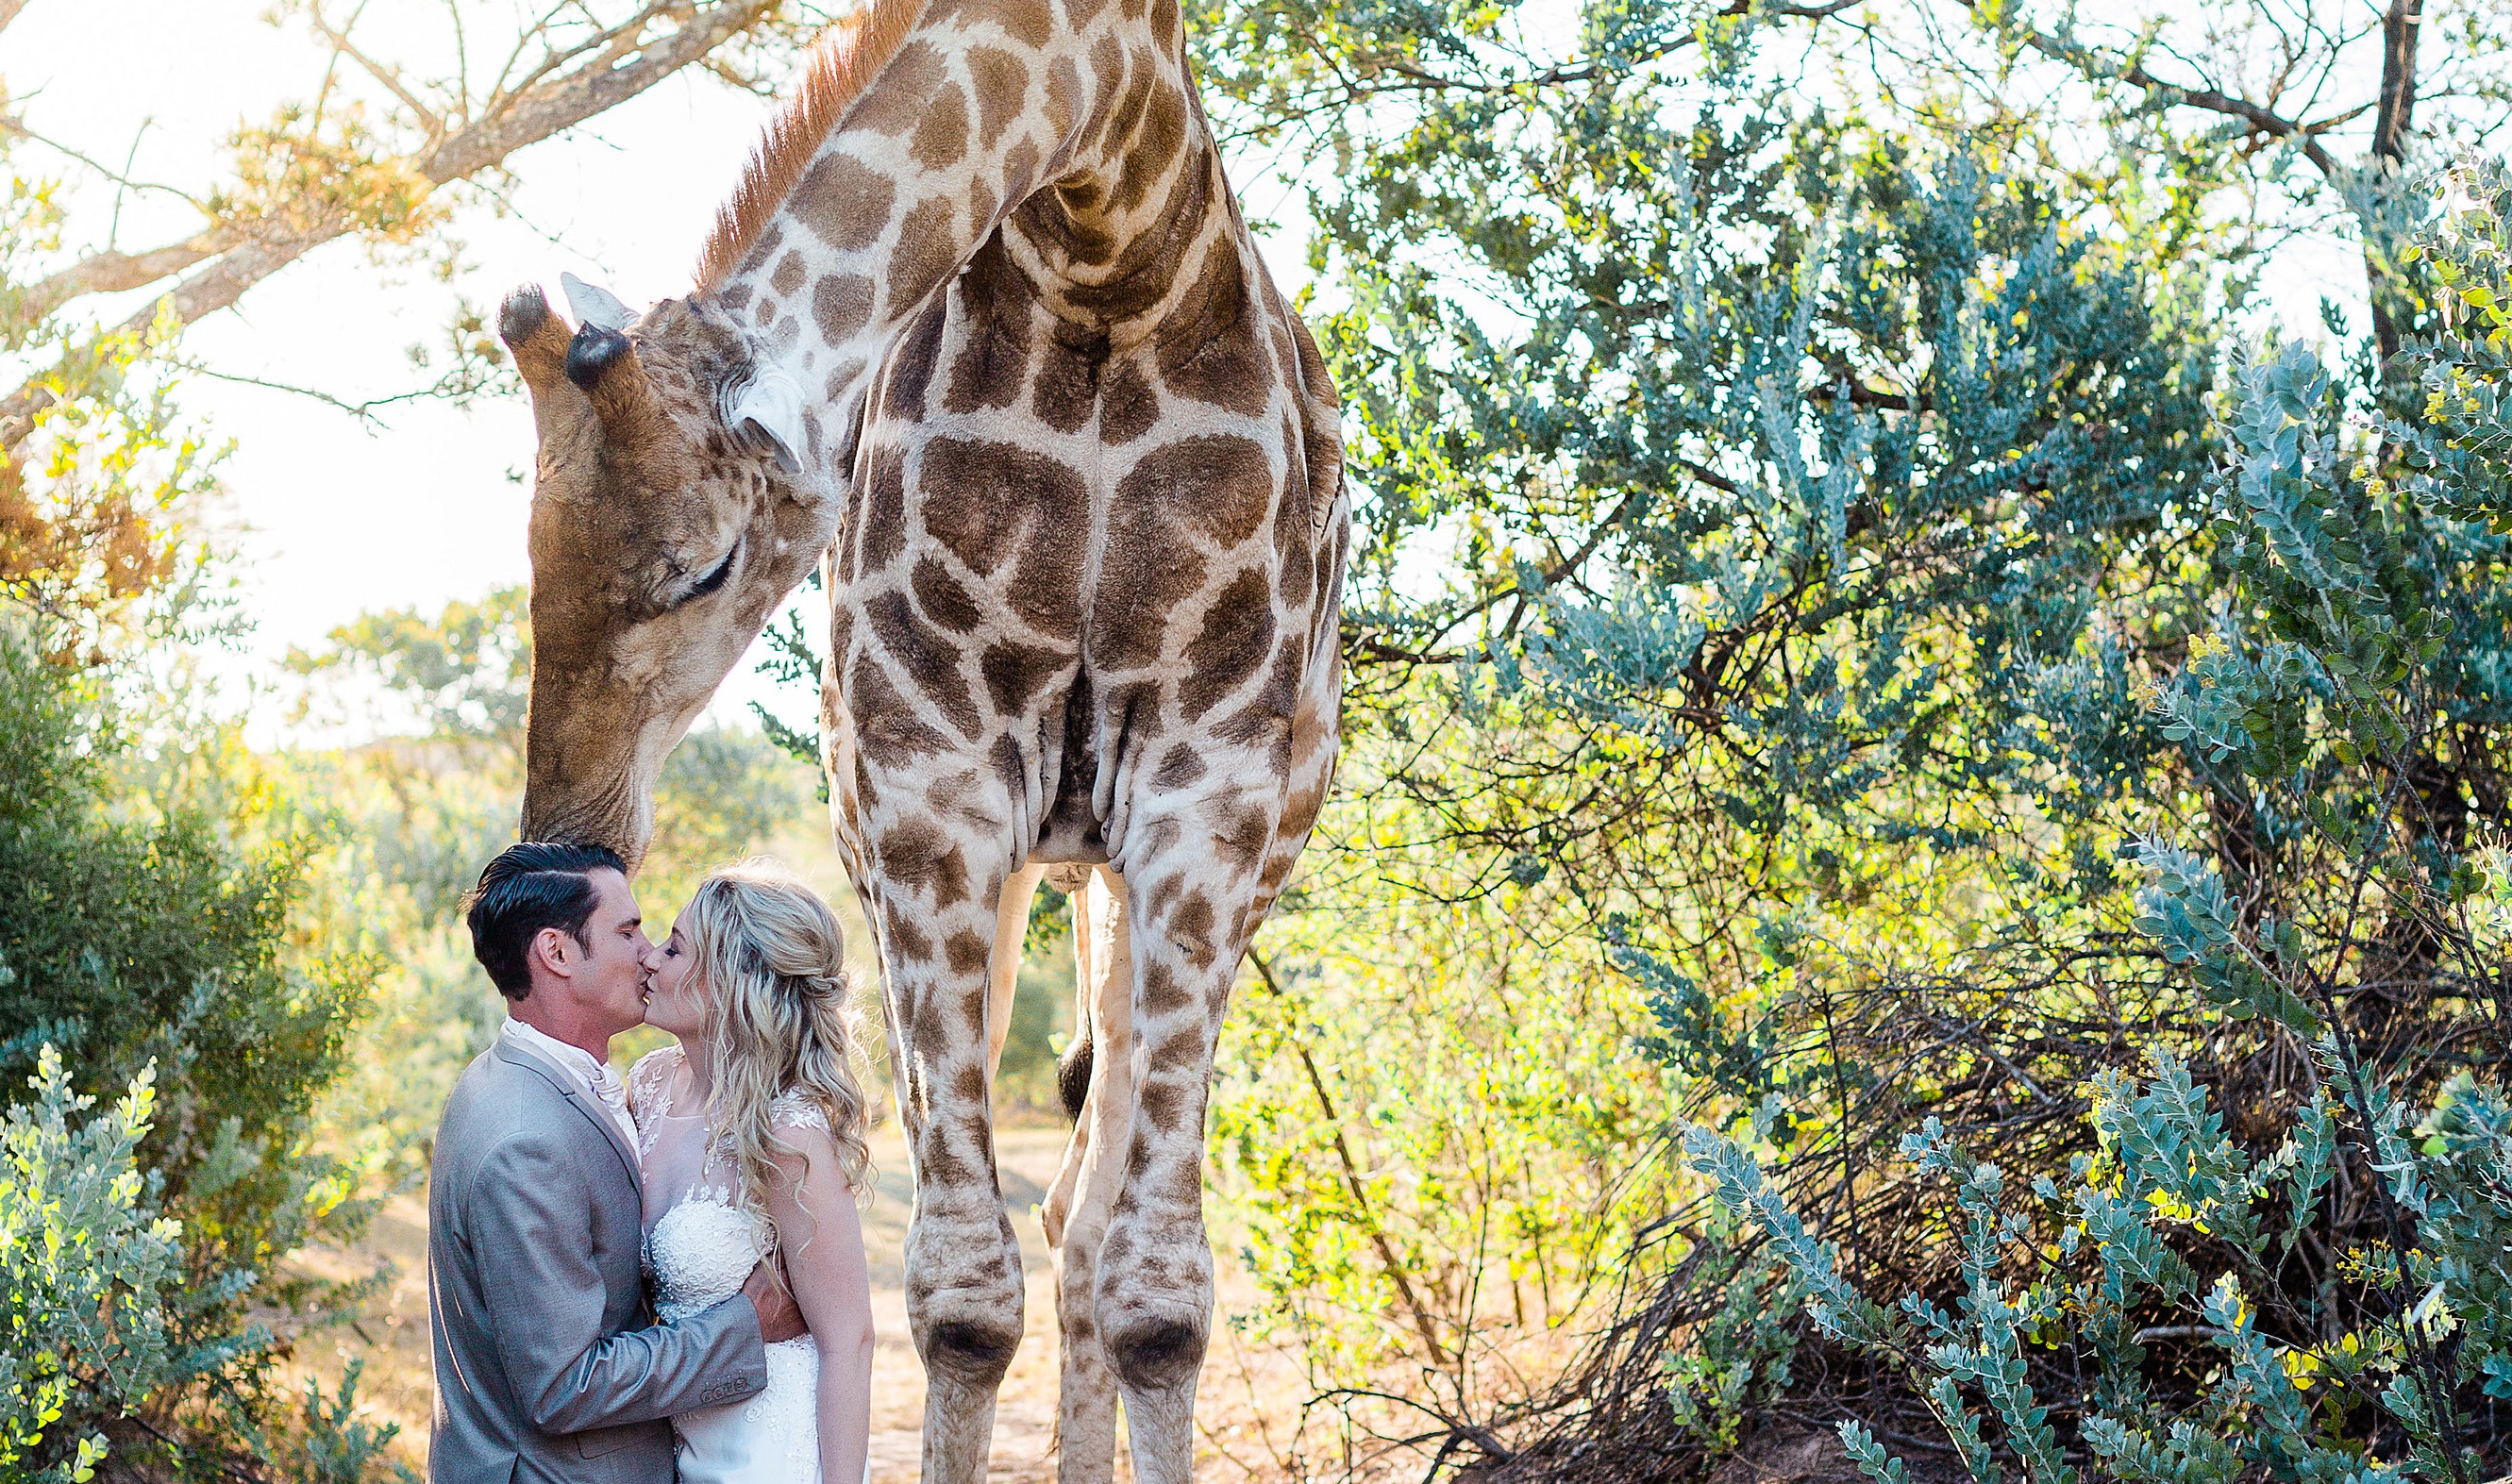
top-left (1042, 866), bottom-right (1136, 1484)
top-left (1095, 804), bottom-right (1280, 1484)
top-left (862, 812), bottom-right (1028, 1484)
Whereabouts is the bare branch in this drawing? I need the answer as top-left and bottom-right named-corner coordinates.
top-left (0, 0), bottom-right (784, 457)
top-left (305, 3), bottom-right (449, 141)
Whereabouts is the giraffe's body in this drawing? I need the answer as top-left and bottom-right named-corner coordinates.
top-left (495, 0), bottom-right (1347, 1476)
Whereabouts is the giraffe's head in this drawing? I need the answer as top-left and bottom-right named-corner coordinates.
top-left (500, 275), bottom-right (837, 869)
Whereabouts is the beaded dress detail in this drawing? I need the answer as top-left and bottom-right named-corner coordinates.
top-left (631, 1046), bottom-right (830, 1484)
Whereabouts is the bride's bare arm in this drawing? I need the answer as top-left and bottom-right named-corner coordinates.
top-left (762, 1127), bottom-right (874, 1484)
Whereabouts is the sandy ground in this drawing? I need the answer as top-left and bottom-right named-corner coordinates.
top-left (293, 1122), bottom-right (1302, 1481)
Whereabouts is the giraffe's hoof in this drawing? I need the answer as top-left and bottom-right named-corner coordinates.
top-left (1106, 1313), bottom-right (1207, 1392)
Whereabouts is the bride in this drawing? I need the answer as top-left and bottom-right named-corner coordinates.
top-left (630, 859), bottom-right (878, 1484)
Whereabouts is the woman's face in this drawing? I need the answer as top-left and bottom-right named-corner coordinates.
top-left (639, 904), bottom-right (709, 1037)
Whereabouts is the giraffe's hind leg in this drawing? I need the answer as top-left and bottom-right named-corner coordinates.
top-left (1094, 792), bottom-right (1290, 1484)
top-left (1042, 865), bottom-right (1135, 1484)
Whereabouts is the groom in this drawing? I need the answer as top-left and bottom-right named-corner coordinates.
top-left (427, 841), bottom-right (803, 1482)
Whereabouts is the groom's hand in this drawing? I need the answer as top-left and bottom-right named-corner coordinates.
top-left (740, 1261), bottom-right (808, 1344)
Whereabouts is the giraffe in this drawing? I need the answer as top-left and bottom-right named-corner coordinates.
top-left (493, 0), bottom-right (1348, 1475)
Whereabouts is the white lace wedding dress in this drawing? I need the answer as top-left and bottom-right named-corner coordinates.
top-left (632, 1046), bottom-right (834, 1484)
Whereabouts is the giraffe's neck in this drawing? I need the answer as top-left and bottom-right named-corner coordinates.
top-left (700, 0), bottom-right (1228, 475)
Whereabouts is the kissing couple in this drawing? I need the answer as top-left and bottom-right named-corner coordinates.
top-left (426, 841), bottom-right (879, 1483)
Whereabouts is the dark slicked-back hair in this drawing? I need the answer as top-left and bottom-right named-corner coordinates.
top-left (464, 841), bottom-right (629, 998)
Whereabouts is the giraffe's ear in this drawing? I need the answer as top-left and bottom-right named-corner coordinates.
top-left (561, 272), bottom-right (636, 333)
top-left (727, 366), bottom-right (805, 475)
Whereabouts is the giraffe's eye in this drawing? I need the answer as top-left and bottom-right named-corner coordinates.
top-left (676, 542), bottom-right (740, 607)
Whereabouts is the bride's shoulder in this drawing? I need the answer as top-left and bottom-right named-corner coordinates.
top-left (627, 1044), bottom-right (685, 1114)
top-left (766, 1087), bottom-right (832, 1136)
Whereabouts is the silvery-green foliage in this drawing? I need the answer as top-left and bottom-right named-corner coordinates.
top-left (0, 1050), bottom-right (196, 1483)
top-left (1691, 1046), bottom-right (2503, 1484)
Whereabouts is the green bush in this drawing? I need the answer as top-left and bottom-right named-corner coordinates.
top-left (0, 626), bottom-right (391, 1480)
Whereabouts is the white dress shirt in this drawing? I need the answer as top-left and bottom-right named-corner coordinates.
top-left (500, 1017), bottom-right (639, 1153)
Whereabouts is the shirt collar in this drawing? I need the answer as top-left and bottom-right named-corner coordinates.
top-left (500, 1016), bottom-right (611, 1092)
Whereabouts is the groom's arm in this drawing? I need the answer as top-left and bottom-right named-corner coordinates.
top-left (471, 1131), bottom-right (769, 1434)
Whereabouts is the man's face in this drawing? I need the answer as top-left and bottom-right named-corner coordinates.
top-left (566, 868), bottom-right (653, 1036)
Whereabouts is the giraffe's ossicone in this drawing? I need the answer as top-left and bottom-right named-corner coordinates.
top-left (499, 0), bottom-right (1347, 1476)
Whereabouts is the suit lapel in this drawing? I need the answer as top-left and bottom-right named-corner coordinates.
top-left (494, 1040), bottom-right (642, 1194)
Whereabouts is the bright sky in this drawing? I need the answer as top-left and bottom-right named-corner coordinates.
top-left (5, 2), bottom-right (2369, 749)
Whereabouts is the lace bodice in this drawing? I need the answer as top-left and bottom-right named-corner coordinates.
top-left (629, 1045), bottom-right (835, 1483)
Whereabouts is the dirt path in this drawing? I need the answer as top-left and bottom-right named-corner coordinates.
top-left (303, 1124), bottom-right (1137, 1481)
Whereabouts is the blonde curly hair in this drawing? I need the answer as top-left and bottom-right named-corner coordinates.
top-left (683, 859), bottom-right (875, 1241)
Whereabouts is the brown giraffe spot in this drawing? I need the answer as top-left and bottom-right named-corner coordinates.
top-left (1138, 1076), bottom-right (1183, 1133)
top-left (852, 446), bottom-right (908, 575)
top-left (911, 556), bottom-right (984, 633)
top-left (1001, 135), bottom-right (1043, 203)
top-left (945, 929), bottom-right (989, 975)
top-left (915, 1128), bottom-right (970, 1185)
top-left (888, 196), bottom-right (961, 317)
top-left (1149, 742), bottom-right (1205, 788)
top-left (1086, 30), bottom-right (1124, 104)
top-left (771, 251), bottom-right (806, 295)
top-left (753, 294), bottom-right (777, 327)
top-left (867, 588), bottom-right (981, 739)
top-left (1110, 84), bottom-right (1184, 215)
top-left (988, 731), bottom-right (1028, 796)
top-left (1142, 961), bottom-right (1194, 1016)
top-left (1094, 500), bottom-right (1205, 669)
top-left (717, 282), bottom-right (754, 309)
top-left (980, 640), bottom-right (1065, 714)
top-left (886, 912), bottom-right (936, 963)
top-left (1214, 798), bottom-right (1273, 873)
top-left (845, 40), bottom-right (947, 134)
top-left (1169, 891), bottom-right (1216, 969)
top-left (1031, 324), bottom-right (1105, 434)
top-left (959, 980), bottom-right (992, 1033)
top-left (998, 0), bottom-right (1054, 45)
top-left (792, 152), bottom-right (896, 253)
top-left (1124, 434), bottom-right (1274, 548)
top-left (967, 175), bottom-right (999, 238)
top-left (828, 604), bottom-right (856, 665)
top-left (911, 81), bottom-right (970, 169)
top-left (1044, 57), bottom-right (1081, 139)
top-left (879, 819), bottom-right (974, 906)
top-left (1179, 569), bottom-right (1276, 720)
top-left (966, 47), bottom-right (1028, 147)
top-left (944, 240), bottom-right (1033, 415)
top-left (884, 302), bottom-right (948, 418)
top-left (918, 438), bottom-right (1086, 577)
top-left (1149, 1019), bottom-right (1205, 1068)
top-left (1009, 537), bottom-right (1087, 640)
top-left (1099, 354), bottom-right (1160, 445)
top-left (1161, 1148), bottom-right (1204, 1204)
top-left (812, 274), bottom-right (877, 344)
top-left (1157, 244), bottom-right (1273, 415)
top-left (846, 653), bottom-right (953, 764)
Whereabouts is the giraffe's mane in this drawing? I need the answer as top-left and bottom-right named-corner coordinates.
top-left (695, 0), bottom-right (929, 290)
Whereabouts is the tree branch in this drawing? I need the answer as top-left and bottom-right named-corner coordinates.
top-left (0, 0), bottom-right (782, 457)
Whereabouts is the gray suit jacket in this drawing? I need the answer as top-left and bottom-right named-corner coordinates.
top-left (428, 1037), bottom-right (767, 1483)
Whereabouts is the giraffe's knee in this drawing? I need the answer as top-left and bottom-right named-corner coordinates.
top-left (919, 1313), bottom-right (1023, 1389)
top-left (1107, 1313), bottom-right (1207, 1393)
